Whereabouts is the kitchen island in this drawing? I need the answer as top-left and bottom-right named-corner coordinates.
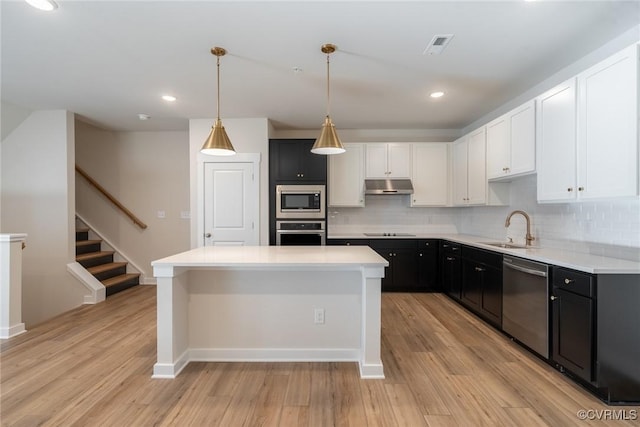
top-left (151, 245), bottom-right (388, 379)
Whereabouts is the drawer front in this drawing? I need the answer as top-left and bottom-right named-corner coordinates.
top-left (440, 241), bottom-right (461, 254)
top-left (327, 239), bottom-right (370, 246)
top-left (418, 239), bottom-right (438, 251)
top-left (369, 239), bottom-right (418, 250)
top-left (552, 267), bottom-right (595, 297)
top-left (461, 245), bottom-right (503, 268)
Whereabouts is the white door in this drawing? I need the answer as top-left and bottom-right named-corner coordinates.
top-left (387, 143), bottom-right (411, 178)
top-left (452, 136), bottom-right (469, 206)
top-left (577, 44), bottom-right (638, 200)
top-left (203, 162), bottom-right (258, 246)
top-left (365, 143), bottom-right (389, 178)
top-left (411, 143), bottom-right (449, 206)
top-left (328, 143), bottom-right (365, 207)
top-left (536, 79), bottom-right (578, 202)
top-left (466, 127), bottom-right (487, 205)
top-left (486, 116), bottom-right (510, 179)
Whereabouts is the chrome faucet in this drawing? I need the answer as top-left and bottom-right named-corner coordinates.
top-left (505, 210), bottom-right (535, 246)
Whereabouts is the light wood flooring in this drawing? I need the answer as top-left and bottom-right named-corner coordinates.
top-left (1, 286), bottom-right (638, 426)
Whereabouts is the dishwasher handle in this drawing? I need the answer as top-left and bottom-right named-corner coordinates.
top-left (503, 259), bottom-right (547, 277)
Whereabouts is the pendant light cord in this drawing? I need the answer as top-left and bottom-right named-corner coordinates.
top-left (216, 55), bottom-right (221, 121)
top-left (326, 53), bottom-right (331, 118)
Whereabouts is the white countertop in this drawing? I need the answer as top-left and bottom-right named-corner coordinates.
top-left (0, 233), bottom-right (27, 242)
top-left (329, 232), bottom-right (640, 275)
top-left (152, 245), bottom-right (389, 270)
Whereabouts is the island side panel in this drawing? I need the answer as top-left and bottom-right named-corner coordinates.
top-left (186, 269), bottom-right (362, 361)
top-left (360, 266), bottom-right (385, 378)
top-left (153, 268), bottom-right (189, 378)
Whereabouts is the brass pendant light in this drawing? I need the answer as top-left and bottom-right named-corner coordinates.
top-left (201, 47), bottom-right (236, 156)
top-left (311, 44), bottom-right (345, 155)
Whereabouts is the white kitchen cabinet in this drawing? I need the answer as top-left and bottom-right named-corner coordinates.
top-left (410, 143), bottom-right (449, 207)
top-left (577, 44), bottom-right (638, 200)
top-left (486, 100), bottom-right (535, 180)
top-left (467, 128), bottom-right (488, 204)
top-left (536, 79), bottom-right (578, 202)
top-left (537, 44), bottom-right (639, 202)
top-left (328, 143), bottom-right (365, 207)
top-left (452, 135), bottom-right (469, 205)
top-left (365, 143), bottom-right (411, 178)
top-left (453, 128), bottom-right (509, 206)
top-left (453, 128), bottom-right (487, 205)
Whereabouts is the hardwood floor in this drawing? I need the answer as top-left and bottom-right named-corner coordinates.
top-left (1, 286), bottom-right (638, 426)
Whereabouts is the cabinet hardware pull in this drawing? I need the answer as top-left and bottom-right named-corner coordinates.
top-left (446, 257), bottom-right (455, 261)
top-left (451, 247), bottom-right (459, 251)
top-left (564, 278), bottom-right (574, 285)
top-left (475, 267), bottom-right (485, 272)
top-left (443, 244), bottom-right (450, 248)
top-left (567, 187), bottom-right (573, 192)
top-left (205, 233), bottom-right (212, 238)
top-left (419, 253), bottom-right (423, 257)
top-left (425, 243), bottom-right (430, 246)
top-left (550, 295), bottom-right (558, 301)
top-left (578, 186), bottom-right (584, 191)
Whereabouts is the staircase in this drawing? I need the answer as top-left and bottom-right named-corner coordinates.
top-left (75, 228), bottom-right (140, 296)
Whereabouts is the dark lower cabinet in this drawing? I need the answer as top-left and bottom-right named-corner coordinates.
top-left (417, 239), bottom-right (439, 292)
top-left (551, 267), bottom-right (596, 383)
top-left (461, 246), bottom-right (502, 327)
top-left (369, 239), bottom-right (418, 292)
top-left (552, 288), bottom-right (594, 382)
top-left (440, 241), bottom-right (462, 300)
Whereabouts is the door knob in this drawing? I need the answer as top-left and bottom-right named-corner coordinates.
top-left (550, 295), bottom-right (558, 301)
top-left (205, 233), bottom-right (212, 238)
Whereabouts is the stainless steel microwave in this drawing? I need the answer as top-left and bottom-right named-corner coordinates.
top-left (276, 184), bottom-right (325, 219)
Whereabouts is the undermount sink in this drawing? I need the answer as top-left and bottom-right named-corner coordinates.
top-left (481, 242), bottom-right (529, 249)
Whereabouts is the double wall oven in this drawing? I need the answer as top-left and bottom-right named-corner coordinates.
top-left (275, 185), bottom-right (326, 246)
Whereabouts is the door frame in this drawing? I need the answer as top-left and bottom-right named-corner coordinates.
top-left (194, 152), bottom-right (261, 248)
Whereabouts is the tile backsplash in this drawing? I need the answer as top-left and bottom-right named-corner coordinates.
top-left (328, 174), bottom-right (640, 261)
top-left (328, 195), bottom-right (459, 235)
top-left (460, 175), bottom-right (640, 261)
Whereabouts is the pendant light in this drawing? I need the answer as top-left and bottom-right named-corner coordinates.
top-left (201, 47), bottom-right (236, 156)
top-left (311, 44), bottom-right (345, 155)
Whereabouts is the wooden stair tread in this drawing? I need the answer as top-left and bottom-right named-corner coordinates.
top-left (76, 227), bottom-right (89, 233)
top-left (87, 262), bottom-right (127, 275)
top-left (76, 239), bottom-right (102, 247)
top-left (102, 273), bottom-right (140, 288)
top-left (76, 251), bottom-right (114, 261)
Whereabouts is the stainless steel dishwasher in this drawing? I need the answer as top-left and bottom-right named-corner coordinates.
top-left (502, 255), bottom-right (550, 358)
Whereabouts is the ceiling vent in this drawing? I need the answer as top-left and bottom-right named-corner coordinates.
top-left (423, 34), bottom-right (454, 55)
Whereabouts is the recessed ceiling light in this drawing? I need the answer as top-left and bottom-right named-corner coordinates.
top-left (161, 95), bottom-right (177, 102)
top-left (25, 0), bottom-right (58, 11)
top-left (138, 114), bottom-right (151, 121)
top-left (430, 91), bottom-right (445, 98)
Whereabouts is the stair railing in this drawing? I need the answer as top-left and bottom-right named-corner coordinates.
top-left (75, 165), bottom-right (148, 230)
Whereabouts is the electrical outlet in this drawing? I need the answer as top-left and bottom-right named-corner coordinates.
top-left (157, 210), bottom-right (166, 219)
top-left (314, 308), bottom-right (325, 324)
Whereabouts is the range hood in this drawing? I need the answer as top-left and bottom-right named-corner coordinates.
top-left (364, 179), bottom-right (414, 195)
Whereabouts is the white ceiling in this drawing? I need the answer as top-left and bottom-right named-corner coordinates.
top-left (2, 1), bottom-right (639, 133)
